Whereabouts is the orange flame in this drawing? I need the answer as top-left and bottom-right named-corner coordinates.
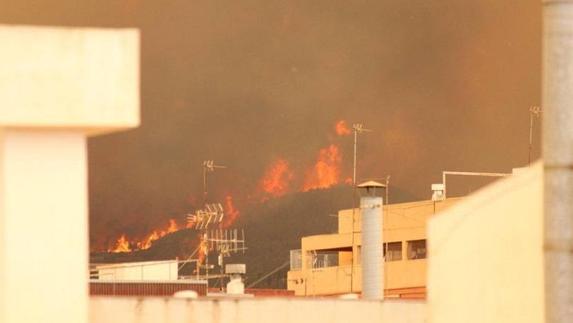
top-left (108, 234), bottom-right (132, 253)
top-left (136, 219), bottom-right (180, 250)
top-left (302, 144), bottom-right (342, 191)
top-left (105, 196), bottom-right (243, 254)
top-left (221, 195), bottom-right (240, 229)
top-left (197, 236), bottom-right (208, 266)
top-left (107, 219), bottom-right (181, 253)
top-left (260, 158), bottom-right (293, 198)
top-left (186, 219), bottom-right (196, 229)
top-left (335, 120), bottom-right (351, 136)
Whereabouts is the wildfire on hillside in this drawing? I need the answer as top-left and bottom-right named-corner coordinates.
top-left (107, 218), bottom-right (181, 253)
top-left (136, 219), bottom-right (180, 250)
top-left (302, 144), bottom-right (342, 191)
top-left (101, 119), bottom-right (355, 254)
top-left (335, 120), bottom-right (351, 136)
top-left (220, 195), bottom-right (240, 229)
top-left (196, 237), bottom-right (208, 271)
top-left (109, 234), bottom-right (131, 253)
top-left (106, 194), bottom-right (242, 254)
top-left (259, 158), bottom-right (293, 199)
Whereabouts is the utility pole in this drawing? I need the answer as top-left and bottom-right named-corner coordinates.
top-left (543, 2), bottom-right (573, 322)
top-left (529, 106), bottom-right (542, 166)
top-left (385, 175), bottom-right (390, 205)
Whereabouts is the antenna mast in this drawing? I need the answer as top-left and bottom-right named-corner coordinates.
top-left (352, 124), bottom-right (372, 186)
top-left (350, 122), bottom-right (371, 293)
top-left (202, 160), bottom-right (226, 205)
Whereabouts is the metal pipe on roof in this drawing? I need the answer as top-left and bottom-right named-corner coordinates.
top-left (543, 1), bottom-right (573, 322)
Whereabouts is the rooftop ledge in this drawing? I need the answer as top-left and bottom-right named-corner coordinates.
top-left (90, 297), bottom-right (425, 323)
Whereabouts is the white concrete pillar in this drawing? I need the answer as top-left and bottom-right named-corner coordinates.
top-left (0, 25), bottom-right (139, 323)
top-left (1, 131), bottom-right (88, 322)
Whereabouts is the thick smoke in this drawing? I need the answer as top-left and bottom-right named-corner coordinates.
top-left (0, 0), bottom-right (541, 250)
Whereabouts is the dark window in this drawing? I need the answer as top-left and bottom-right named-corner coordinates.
top-left (407, 239), bottom-right (427, 260)
top-left (383, 242), bottom-right (402, 261)
top-left (290, 249), bottom-right (302, 270)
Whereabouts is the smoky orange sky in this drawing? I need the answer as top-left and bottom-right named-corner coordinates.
top-left (0, 1), bottom-right (542, 248)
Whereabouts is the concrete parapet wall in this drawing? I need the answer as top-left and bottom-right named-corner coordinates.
top-left (0, 25), bottom-right (139, 135)
top-left (90, 297), bottom-right (425, 323)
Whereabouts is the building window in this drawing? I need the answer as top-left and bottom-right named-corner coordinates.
top-left (407, 239), bottom-right (427, 260)
top-left (383, 242), bottom-right (402, 261)
top-left (290, 249), bottom-right (302, 270)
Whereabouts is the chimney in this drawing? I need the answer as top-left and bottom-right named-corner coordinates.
top-left (357, 180), bottom-right (386, 300)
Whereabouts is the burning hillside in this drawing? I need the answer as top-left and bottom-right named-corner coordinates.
top-left (105, 195), bottom-right (240, 254)
top-left (94, 120), bottom-right (357, 254)
top-left (302, 144), bottom-right (343, 191)
top-left (107, 219), bottom-right (183, 253)
top-left (90, 114), bottom-right (420, 287)
top-left (335, 120), bottom-right (352, 136)
top-left (259, 158), bottom-right (293, 199)
top-left (84, 0), bottom-right (542, 284)
top-left (90, 184), bottom-right (417, 288)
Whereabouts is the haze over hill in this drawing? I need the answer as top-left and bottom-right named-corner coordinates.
top-left (0, 1), bottom-right (542, 261)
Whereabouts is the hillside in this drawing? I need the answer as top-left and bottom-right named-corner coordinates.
top-left (90, 184), bottom-right (417, 288)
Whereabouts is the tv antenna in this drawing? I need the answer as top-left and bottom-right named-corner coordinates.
top-left (185, 203), bottom-right (247, 289)
top-left (206, 228), bottom-right (247, 289)
top-left (202, 160), bottom-right (226, 204)
top-left (186, 203), bottom-right (225, 282)
top-left (350, 122), bottom-right (371, 293)
top-left (352, 124), bottom-right (372, 186)
top-left (187, 203), bottom-right (225, 230)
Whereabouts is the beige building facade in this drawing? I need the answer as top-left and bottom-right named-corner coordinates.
top-left (287, 198), bottom-right (459, 298)
top-left (428, 163), bottom-right (543, 323)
